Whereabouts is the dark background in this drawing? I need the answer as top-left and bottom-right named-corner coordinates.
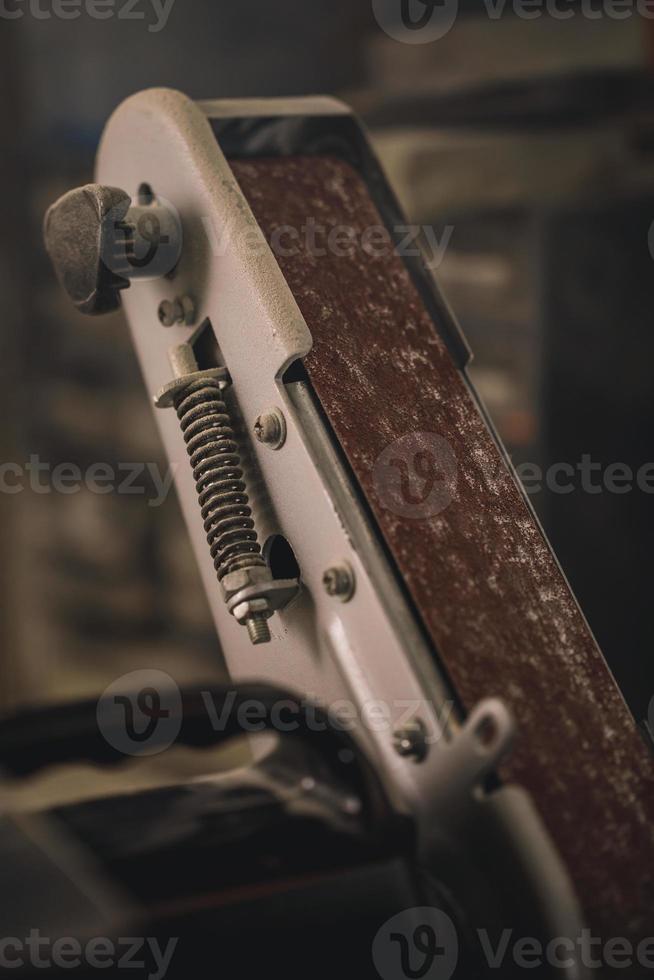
top-left (1, 0), bottom-right (653, 733)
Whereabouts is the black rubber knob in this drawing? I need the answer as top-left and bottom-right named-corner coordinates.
top-left (43, 184), bottom-right (132, 316)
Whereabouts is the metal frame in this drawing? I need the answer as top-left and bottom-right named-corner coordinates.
top-left (96, 90), bottom-right (587, 970)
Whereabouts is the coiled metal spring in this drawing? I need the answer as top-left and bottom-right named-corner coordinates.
top-left (154, 341), bottom-right (287, 646)
top-left (173, 377), bottom-right (267, 582)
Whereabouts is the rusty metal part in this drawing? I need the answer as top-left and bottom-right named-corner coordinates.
top-left (230, 154), bottom-right (654, 941)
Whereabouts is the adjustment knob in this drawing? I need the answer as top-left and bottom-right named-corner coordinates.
top-left (43, 183), bottom-right (182, 316)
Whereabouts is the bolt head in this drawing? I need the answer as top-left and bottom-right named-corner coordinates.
top-left (158, 295), bottom-right (195, 327)
top-left (322, 563), bottom-right (355, 602)
top-left (158, 299), bottom-right (177, 326)
top-left (393, 719), bottom-right (428, 762)
top-left (254, 408), bottom-right (286, 450)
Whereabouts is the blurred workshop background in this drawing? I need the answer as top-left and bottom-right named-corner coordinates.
top-left (1, 0), bottom-right (653, 738)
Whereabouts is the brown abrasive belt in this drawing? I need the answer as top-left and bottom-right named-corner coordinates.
top-left (230, 155), bottom-right (654, 940)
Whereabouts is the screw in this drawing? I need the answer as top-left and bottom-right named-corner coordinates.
top-left (254, 408), bottom-right (286, 450)
top-left (158, 295), bottom-right (195, 327)
top-left (393, 719), bottom-right (428, 763)
top-left (246, 614), bottom-right (272, 645)
top-left (322, 562), bottom-right (355, 603)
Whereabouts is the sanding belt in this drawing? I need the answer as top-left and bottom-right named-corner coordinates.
top-left (229, 155), bottom-right (654, 943)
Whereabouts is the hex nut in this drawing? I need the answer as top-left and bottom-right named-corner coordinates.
top-left (231, 597), bottom-right (272, 625)
top-left (221, 565), bottom-right (273, 600)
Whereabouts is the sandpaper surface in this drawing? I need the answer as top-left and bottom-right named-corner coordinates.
top-left (230, 155), bottom-right (654, 939)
